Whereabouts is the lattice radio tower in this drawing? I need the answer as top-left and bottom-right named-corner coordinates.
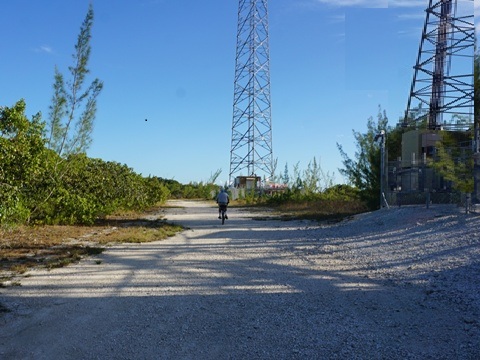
top-left (404, 0), bottom-right (474, 130)
top-left (229, 0), bottom-right (273, 184)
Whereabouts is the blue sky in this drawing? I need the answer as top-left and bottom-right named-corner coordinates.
top-left (1, 0), bottom-right (475, 185)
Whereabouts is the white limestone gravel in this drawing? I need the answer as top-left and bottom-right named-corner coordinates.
top-left (0, 200), bottom-right (479, 359)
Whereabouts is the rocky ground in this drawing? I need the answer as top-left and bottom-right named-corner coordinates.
top-left (0, 200), bottom-right (479, 359)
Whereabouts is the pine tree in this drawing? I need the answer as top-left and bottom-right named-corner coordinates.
top-left (337, 106), bottom-right (388, 209)
top-left (47, 4), bottom-right (103, 157)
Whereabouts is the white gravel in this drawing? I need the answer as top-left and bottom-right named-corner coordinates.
top-left (1, 200), bottom-right (479, 359)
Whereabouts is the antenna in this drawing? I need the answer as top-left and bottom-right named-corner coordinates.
top-left (229, 0), bottom-right (273, 184)
top-left (404, 0), bottom-right (474, 130)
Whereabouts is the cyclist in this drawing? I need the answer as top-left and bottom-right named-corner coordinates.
top-left (216, 188), bottom-right (229, 219)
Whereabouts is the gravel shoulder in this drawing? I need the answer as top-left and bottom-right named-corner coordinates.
top-left (1, 200), bottom-right (479, 359)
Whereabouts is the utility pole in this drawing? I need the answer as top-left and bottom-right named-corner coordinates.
top-left (474, 46), bottom-right (480, 205)
top-left (474, 113), bottom-right (480, 204)
top-left (229, 0), bottom-right (273, 185)
top-left (375, 130), bottom-right (388, 209)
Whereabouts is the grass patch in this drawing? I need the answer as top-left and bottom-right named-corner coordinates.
top-left (10, 264), bottom-right (29, 274)
top-left (0, 204), bottom-right (183, 276)
top-left (93, 219), bottom-right (182, 244)
top-left (261, 198), bottom-right (368, 222)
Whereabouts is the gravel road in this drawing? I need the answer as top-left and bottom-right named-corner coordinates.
top-left (1, 200), bottom-right (479, 359)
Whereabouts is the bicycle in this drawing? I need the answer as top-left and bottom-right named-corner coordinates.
top-left (219, 204), bottom-right (227, 225)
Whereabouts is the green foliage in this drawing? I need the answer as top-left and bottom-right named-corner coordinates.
top-left (159, 175), bottom-right (221, 200)
top-left (0, 116), bottom-right (172, 225)
top-left (264, 184), bottom-right (367, 219)
top-left (277, 158), bottom-right (334, 195)
top-left (143, 176), bottom-right (171, 205)
top-left (51, 188), bottom-right (98, 225)
top-left (292, 162), bottom-right (303, 192)
top-left (0, 194), bottom-right (30, 225)
top-left (282, 163), bottom-right (290, 185)
top-left (0, 7), bottom-right (177, 226)
top-left (0, 100), bottom-right (46, 184)
top-left (31, 155), bottom-right (171, 225)
top-left (385, 124), bottom-right (405, 161)
top-left (0, 100), bottom-right (47, 224)
top-left (173, 181), bottom-right (218, 200)
top-left (430, 132), bottom-right (474, 194)
top-left (337, 106), bottom-right (388, 209)
top-left (240, 189), bottom-right (256, 205)
top-left (209, 169), bottom-right (222, 184)
top-left (322, 184), bottom-right (361, 201)
top-left (47, 4), bottom-right (103, 157)
top-left (160, 178), bottom-right (184, 198)
top-left (302, 157), bottom-right (333, 194)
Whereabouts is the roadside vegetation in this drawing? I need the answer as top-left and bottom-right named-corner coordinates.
top-left (0, 25), bottom-right (380, 277)
top-left (0, 203), bottom-right (183, 279)
top-left (0, 3), bottom-right (414, 280)
top-left (0, 5), bottom-right (183, 280)
top-left (260, 185), bottom-right (368, 222)
top-left (8, 4), bottom-right (470, 281)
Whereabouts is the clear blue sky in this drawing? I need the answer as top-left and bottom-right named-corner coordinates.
top-left (1, 0), bottom-right (475, 185)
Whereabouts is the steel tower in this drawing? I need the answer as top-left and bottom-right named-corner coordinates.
top-left (404, 0), bottom-right (474, 130)
top-left (229, 0), bottom-right (273, 184)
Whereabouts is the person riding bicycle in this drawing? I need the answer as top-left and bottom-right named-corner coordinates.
top-left (216, 188), bottom-right (229, 219)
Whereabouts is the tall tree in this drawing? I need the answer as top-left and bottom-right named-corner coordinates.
top-left (302, 157), bottom-right (333, 194)
top-left (47, 3), bottom-right (103, 157)
top-left (33, 4), bottom-right (103, 222)
top-left (0, 100), bottom-right (46, 223)
top-left (337, 106), bottom-right (388, 209)
top-left (282, 163), bottom-right (289, 186)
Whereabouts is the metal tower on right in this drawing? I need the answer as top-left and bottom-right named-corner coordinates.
top-left (403, 0), bottom-right (475, 130)
top-left (229, 0), bottom-right (273, 185)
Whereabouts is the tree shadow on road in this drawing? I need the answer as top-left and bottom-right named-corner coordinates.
top-left (1, 203), bottom-right (479, 359)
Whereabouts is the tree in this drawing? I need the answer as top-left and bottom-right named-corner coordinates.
top-left (302, 157), bottom-right (333, 195)
top-left (0, 100), bottom-right (47, 223)
top-left (292, 162), bottom-right (303, 191)
top-left (35, 4), bottom-right (103, 221)
top-left (271, 158), bottom-right (279, 183)
top-left (386, 121), bottom-right (405, 162)
top-left (208, 169), bottom-right (222, 184)
top-left (303, 157), bottom-right (321, 194)
top-left (337, 106), bottom-right (388, 209)
top-left (282, 163), bottom-right (289, 185)
top-left (47, 4), bottom-right (103, 157)
top-left (430, 132), bottom-right (474, 194)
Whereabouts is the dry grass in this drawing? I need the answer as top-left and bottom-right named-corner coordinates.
top-left (232, 198), bottom-right (368, 224)
top-left (0, 205), bottom-right (183, 279)
top-left (268, 199), bottom-right (368, 222)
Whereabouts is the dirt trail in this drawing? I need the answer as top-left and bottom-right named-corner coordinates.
top-left (0, 200), bottom-right (478, 359)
